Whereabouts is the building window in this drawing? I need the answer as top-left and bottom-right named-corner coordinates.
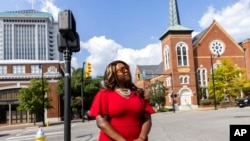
top-left (0, 65), bottom-right (7, 74)
top-left (197, 68), bottom-right (207, 87)
top-left (48, 66), bottom-right (57, 73)
top-left (164, 46), bottom-right (170, 69)
top-left (0, 89), bottom-right (20, 100)
top-left (179, 75), bottom-right (190, 84)
top-left (166, 76), bottom-right (171, 86)
top-left (176, 42), bottom-right (188, 67)
top-left (31, 65), bottom-right (42, 74)
top-left (209, 40), bottom-right (225, 56)
top-left (13, 65), bottom-right (25, 74)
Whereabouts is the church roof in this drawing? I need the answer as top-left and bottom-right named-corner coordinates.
top-left (137, 62), bottom-right (163, 80)
top-left (192, 28), bottom-right (209, 47)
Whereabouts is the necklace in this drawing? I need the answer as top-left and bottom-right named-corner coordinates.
top-left (116, 88), bottom-right (131, 96)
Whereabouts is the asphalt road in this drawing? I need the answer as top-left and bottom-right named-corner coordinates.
top-left (1, 107), bottom-right (250, 141)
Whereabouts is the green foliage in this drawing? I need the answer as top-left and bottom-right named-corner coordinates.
top-left (83, 76), bottom-right (103, 110)
top-left (147, 80), bottom-right (168, 108)
top-left (157, 107), bottom-right (169, 112)
top-left (57, 66), bottom-right (103, 112)
top-left (57, 78), bottom-right (64, 95)
top-left (242, 82), bottom-right (250, 96)
top-left (199, 99), bottom-right (213, 105)
top-left (18, 79), bottom-right (53, 115)
top-left (71, 68), bottom-right (83, 97)
top-left (208, 59), bottom-right (247, 103)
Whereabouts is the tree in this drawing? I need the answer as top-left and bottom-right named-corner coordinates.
top-left (208, 59), bottom-right (247, 105)
top-left (57, 78), bottom-right (64, 95)
top-left (18, 79), bottom-right (53, 123)
top-left (71, 67), bottom-right (83, 97)
top-left (57, 67), bottom-right (102, 118)
top-left (147, 80), bottom-right (168, 110)
top-left (83, 76), bottom-right (103, 110)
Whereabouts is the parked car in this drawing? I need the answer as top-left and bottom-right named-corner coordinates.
top-left (237, 97), bottom-right (250, 108)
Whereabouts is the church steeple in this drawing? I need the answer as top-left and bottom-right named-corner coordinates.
top-left (159, 0), bottom-right (192, 40)
top-left (169, 0), bottom-right (180, 26)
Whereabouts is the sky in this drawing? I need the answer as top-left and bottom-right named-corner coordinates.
top-left (0, 0), bottom-right (250, 78)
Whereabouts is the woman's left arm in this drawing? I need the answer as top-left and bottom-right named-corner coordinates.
top-left (135, 112), bottom-right (152, 141)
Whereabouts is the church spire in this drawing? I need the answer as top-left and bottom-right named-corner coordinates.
top-left (160, 0), bottom-right (193, 40)
top-left (169, 0), bottom-right (180, 26)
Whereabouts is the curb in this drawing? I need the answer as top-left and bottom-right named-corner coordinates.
top-left (0, 119), bottom-right (83, 131)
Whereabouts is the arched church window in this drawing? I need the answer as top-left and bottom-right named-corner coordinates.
top-left (179, 75), bottom-right (190, 84)
top-left (164, 46), bottom-right (170, 69)
top-left (176, 42), bottom-right (188, 67)
top-left (197, 68), bottom-right (207, 87)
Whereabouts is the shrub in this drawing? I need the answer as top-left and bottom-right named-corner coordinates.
top-left (157, 108), bottom-right (169, 112)
top-left (199, 99), bottom-right (213, 105)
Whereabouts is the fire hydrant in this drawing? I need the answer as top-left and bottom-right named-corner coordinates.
top-left (36, 128), bottom-right (45, 141)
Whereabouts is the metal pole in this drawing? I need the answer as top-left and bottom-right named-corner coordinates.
top-left (41, 65), bottom-right (45, 126)
top-left (170, 73), bottom-right (175, 113)
top-left (243, 48), bottom-right (247, 79)
top-left (81, 62), bottom-right (85, 122)
top-left (210, 55), bottom-right (217, 110)
top-left (64, 48), bottom-right (72, 141)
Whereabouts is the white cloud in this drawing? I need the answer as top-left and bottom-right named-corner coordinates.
top-left (35, 0), bottom-right (163, 79)
top-left (199, 0), bottom-right (250, 42)
top-left (81, 36), bottom-right (162, 77)
top-left (71, 56), bottom-right (79, 68)
top-left (40, 0), bottom-right (61, 21)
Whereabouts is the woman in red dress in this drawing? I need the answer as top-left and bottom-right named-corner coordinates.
top-left (89, 60), bottom-right (155, 141)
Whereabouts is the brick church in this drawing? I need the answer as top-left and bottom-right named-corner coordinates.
top-left (134, 0), bottom-right (250, 110)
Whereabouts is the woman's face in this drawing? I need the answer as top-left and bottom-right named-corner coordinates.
top-left (115, 63), bottom-right (131, 83)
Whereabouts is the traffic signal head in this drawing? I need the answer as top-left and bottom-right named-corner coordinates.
top-left (58, 10), bottom-right (76, 41)
top-left (85, 62), bottom-right (92, 78)
top-left (85, 71), bottom-right (90, 78)
top-left (58, 10), bottom-right (80, 53)
top-left (137, 73), bottom-right (140, 80)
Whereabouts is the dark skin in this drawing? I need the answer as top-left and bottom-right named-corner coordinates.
top-left (96, 63), bottom-right (152, 141)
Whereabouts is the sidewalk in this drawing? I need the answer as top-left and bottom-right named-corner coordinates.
top-left (0, 119), bottom-right (83, 131)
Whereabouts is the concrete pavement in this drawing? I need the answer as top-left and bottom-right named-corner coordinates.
top-left (1, 107), bottom-right (244, 141)
top-left (0, 107), bottom-right (216, 131)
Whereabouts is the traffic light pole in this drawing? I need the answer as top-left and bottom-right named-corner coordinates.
top-left (81, 62), bottom-right (85, 122)
top-left (63, 48), bottom-right (72, 141)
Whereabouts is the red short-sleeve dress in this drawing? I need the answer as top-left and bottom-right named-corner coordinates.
top-left (89, 89), bottom-right (155, 141)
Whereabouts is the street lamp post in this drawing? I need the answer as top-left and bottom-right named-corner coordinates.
top-left (170, 73), bottom-right (175, 113)
top-left (210, 53), bottom-right (220, 110)
top-left (39, 64), bottom-right (45, 126)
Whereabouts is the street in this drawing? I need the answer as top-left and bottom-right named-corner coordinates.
top-left (1, 107), bottom-right (250, 141)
